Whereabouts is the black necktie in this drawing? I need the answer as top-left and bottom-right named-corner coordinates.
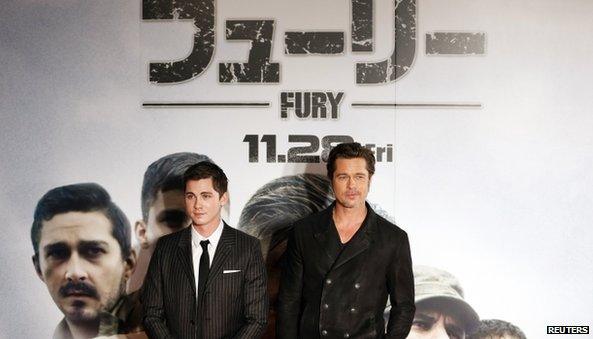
top-left (198, 240), bottom-right (210, 305)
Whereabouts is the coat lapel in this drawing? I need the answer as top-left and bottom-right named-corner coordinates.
top-left (332, 204), bottom-right (377, 270)
top-left (332, 234), bottom-right (370, 270)
top-left (313, 206), bottom-right (341, 269)
top-left (205, 223), bottom-right (236, 289)
top-left (176, 227), bottom-right (196, 295)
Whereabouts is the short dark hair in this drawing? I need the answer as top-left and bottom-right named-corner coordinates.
top-left (468, 319), bottom-right (526, 339)
top-left (31, 183), bottom-right (132, 259)
top-left (239, 174), bottom-right (394, 255)
top-left (141, 152), bottom-right (211, 221)
top-left (326, 142), bottom-right (375, 179)
top-left (183, 161), bottom-right (228, 195)
top-left (238, 174), bottom-right (334, 244)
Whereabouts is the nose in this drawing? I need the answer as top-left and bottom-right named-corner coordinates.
top-left (193, 196), bottom-right (203, 210)
top-left (347, 177), bottom-right (355, 189)
top-left (65, 253), bottom-right (88, 282)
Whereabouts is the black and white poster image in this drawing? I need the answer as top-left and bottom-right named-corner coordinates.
top-left (1, 0), bottom-right (593, 338)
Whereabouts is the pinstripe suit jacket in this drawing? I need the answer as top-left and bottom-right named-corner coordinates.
top-left (141, 223), bottom-right (268, 339)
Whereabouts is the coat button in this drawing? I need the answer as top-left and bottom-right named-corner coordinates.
top-left (325, 278), bottom-right (332, 285)
top-left (344, 333), bottom-right (350, 338)
top-left (354, 283), bottom-right (360, 289)
top-left (323, 303), bottom-right (329, 309)
top-left (350, 307), bottom-right (356, 313)
top-left (321, 330), bottom-right (328, 336)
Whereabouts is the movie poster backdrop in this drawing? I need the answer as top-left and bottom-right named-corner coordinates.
top-left (1, 0), bottom-right (592, 337)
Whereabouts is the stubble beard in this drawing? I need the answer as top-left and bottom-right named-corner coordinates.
top-left (65, 274), bottom-right (126, 326)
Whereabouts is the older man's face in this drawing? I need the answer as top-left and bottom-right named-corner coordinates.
top-left (35, 211), bottom-right (132, 323)
top-left (331, 157), bottom-right (371, 210)
top-left (407, 307), bottom-right (465, 339)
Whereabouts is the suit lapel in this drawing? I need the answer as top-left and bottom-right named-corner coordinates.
top-left (176, 227), bottom-right (196, 295)
top-left (332, 204), bottom-right (377, 270)
top-left (205, 223), bottom-right (236, 289)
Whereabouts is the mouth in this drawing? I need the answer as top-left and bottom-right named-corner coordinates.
top-left (64, 291), bottom-right (94, 298)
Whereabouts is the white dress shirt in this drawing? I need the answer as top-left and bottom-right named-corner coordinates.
top-left (191, 219), bottom-right (224, 297)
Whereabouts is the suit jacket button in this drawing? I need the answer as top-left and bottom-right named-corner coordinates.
top-left (344, 333), bottom-right (350, 338)
top-left (321, 330), bottom-right (328, 336)
top-left (323, 303), bottom-right (329, 309)
top-left (350, 307), bottom-right (356, 313)
top-left (354, 283), bottom-right (360, 289)
top-left (325, 278), bottom-right (332, 285)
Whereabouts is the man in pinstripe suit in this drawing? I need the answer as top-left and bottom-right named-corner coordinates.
top-left (142, 162), bottom-right (268, 339)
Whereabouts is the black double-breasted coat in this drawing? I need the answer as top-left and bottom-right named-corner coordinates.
top-left (277, 203), bottom-right (415, 339)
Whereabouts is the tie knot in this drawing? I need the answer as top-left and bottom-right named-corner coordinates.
top-left (200, 240), bottom-right (210, 250)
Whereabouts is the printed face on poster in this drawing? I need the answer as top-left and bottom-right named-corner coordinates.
top-left (1, 0), bottom-right (593, 338)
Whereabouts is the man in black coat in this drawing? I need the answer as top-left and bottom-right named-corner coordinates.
top-left (277, 142), bottom-right (415, 339)
top-left (142, 162), bottom-right (268, 339)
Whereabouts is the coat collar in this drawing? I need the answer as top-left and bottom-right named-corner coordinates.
top-left (313, 202), bottom-right (378, 270)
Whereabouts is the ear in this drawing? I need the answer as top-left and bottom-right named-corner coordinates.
top-left (134, 220), bottom-right (150, 249)
top-left (124, 248), bottom-right (137, 279)
top-left (32, 254), bottom-right (44, 281)
top-left (220, 191), bottom-right (229, 206)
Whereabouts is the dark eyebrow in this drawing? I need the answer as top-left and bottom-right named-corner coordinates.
top-left (44, 242), bottom-right (69, 253)
top-left (78, 240), bottom-right (109, 248)
top-left (414, 312), bottom-right (437, 324)
top-left (157, 209), bottom-right (187, 223)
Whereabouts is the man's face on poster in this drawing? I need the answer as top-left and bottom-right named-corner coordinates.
top-left (407, 306), bottom-right (466, 339)
top-left (34, 211), bottom-right (133, 323)
top-left (139, 189), bottom-right (189, 247)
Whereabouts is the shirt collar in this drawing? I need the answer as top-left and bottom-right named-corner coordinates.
top-left (191, 219), bottom-right (224, 250)
top-left (52, 292), bottom-right (142, 339)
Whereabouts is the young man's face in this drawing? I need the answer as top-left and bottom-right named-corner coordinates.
top-left (331, 157), bottom-right (370, 210)
top-left (407, 308), bottom-right (466, 339)
top-left (34, 211), bottom-right (133, 324)
top-left (185, 178), bottom-right (228, 229)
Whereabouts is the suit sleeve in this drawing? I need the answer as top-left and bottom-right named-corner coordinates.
top-left (385, 231), bottom-right (415, 339)
top-left (276, 227), bottom-right (303, 339)
top-left (141, 240), bottom-right (174, 339)
top-left (233, 238), bottom-right (268, 339)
